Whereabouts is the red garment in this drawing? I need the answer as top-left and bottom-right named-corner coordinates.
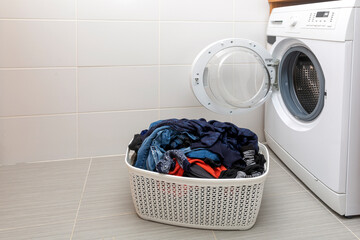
top-left (168, 161), bottom-right (184, 176)
top-left (188, 158), bottom-right (227, 178)
top-left (168, 157), bottom-right (227, 178)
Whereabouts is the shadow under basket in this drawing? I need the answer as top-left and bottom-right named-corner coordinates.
top-left (125, 143), bottom-right (269, 230)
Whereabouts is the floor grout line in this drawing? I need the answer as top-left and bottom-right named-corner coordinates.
top-left (0, 212), bottom-right (136, 233)
top-left (303, 189), bottom-right (360, 240)
top-left (0, 220), bottom-right (74, 233)
top-left (70, 158), bottom-right (93, 240)
top-left (76, 212), bottom-right (135, 222)
top-left (270, 152), bottom-right (360, 239)
top-left (212, 230), bottom-right (218, 240)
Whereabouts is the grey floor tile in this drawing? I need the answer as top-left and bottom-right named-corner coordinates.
top-left (77, 156), bottom-right (135, 220)
top-left (0, 159), bottom-right (90, 230)
top-left (72, 213), bottom-right (215, 240)
top-left (337, 216), bottom-right (360, 238)
top-left (214, 191), bottom-right (357, 240)
top-left (267, 148), bottom-right (311, 191)
top-left (0, 221), bottom-right (73, 240)
top-left (263, 158), bottom-right (305, 196)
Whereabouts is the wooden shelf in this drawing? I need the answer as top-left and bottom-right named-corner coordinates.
top-left (268, 0), bottom-right (335, 12)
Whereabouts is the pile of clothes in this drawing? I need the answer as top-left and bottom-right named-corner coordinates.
top-left (129, 118), bottom-right (266, 179)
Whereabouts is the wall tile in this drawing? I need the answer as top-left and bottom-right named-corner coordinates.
top-left (0, 0), bottom-right (270, 164)
top-left (0, 69), bottom-right (76, 117)
top-left (160, 22), bottom-right (233, 65)
top-left (231, 105), bottom-right (265, 142)
top-left (160, 66), bottom-right (201, 108)
top-left (160, 107), bottom-right (231, 122)
top-left (0, 115), bottom-right (77, 165)
top-left (77, 0), bottom-right (158, 21)
top-left (78, 66), bottom-right (159, 112)
top-left (160, 0), bottom-right (233, 22)
top-left (77, 22), bottom-right (158, 66)
top-left (235, 22), bottom-right (268, 46)
top-left (234, 0), bottom-right (270, 22)
top-left (78, 110), bottom-right (158, 157)
top-left (0, 21), bottom-right (76, 68)
top-left (0, 0), bottom-right (75, 19)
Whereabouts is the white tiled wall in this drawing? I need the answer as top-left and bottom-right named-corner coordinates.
top-left (0, 0), bottom-right (269, 165)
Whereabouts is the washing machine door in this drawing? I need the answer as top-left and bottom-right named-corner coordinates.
top-left (191, 38), bottom-right (277, 115)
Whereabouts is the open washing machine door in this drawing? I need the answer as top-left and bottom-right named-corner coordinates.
top-left (191, 38), bottom-right (278, 115)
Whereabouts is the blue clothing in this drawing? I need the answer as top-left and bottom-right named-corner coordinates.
top-left (156, 149), bottom-right (190, 173)
top-left (135, 125), bottom-right (198, 171)
top-left (135, 126), bottom-right (170, 171)
top-left (185, 149), bottom-right (220, 162)
top-left (142, 119), bottom-right (258, 169)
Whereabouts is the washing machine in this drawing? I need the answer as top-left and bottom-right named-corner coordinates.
top-left (190, 0), bottom-right (360, 216)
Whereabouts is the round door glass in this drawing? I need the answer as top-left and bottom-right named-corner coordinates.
top-left (191, 39), bottom-right (275, 115)
top-left (203, 47), bottom-right (271, 109)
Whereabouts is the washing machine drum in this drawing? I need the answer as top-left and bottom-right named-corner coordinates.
top-left (279, 47), bottom-right (325, 121)
top-left (191, 38), bottom-right (325, 120)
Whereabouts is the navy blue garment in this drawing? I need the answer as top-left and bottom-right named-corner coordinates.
top-left (185, 148), bottom-right (221, 162)
top-left (142, 118), bottom-right (258, 169)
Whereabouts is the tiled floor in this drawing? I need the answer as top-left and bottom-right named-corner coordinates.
top-left (0, 149), bottom-right (359, 240)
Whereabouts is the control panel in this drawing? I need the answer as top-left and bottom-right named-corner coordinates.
top-left (306, 10), bottom-right (336, 28)
top-left (267, 1), bottom-right (355, 42)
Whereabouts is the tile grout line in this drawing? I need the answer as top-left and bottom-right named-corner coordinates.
top-left (75, 0), bottom-right (79, 159)
top-left (324, 209), bottom-right (360, 239)
top-left (158, 0), bottom-right (161, 120)
top-left (0, 18), bottom-right (268, 23)
top-left (0, 220), bottom-right (75, 233)
top-left (76, 212), bottom-right (135, 222)
top-left (0, 62), bottom-right (262, 70)
top-left (0, 64), bottom-right (192, 70)
top-left (70, 158), bottom-right (92, 240)
top-left (212, 230), bottom-right (218, 240)
top-left (0, 106), bottom-right (204, 119)
top-left (302, 189), bottom-right (360, 240)
top-left (271, 156), bottom-right (360, 239)
top-left (0, 211), bottom-right (136, 233)
top-left (230, 0), bottom-right (235, 125)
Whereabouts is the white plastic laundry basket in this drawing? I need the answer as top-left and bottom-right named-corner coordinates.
top-left (125, 143), bottom-right (269, 230)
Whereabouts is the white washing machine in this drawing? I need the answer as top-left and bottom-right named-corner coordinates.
top-left (190, 0), bottom-right (360, 216)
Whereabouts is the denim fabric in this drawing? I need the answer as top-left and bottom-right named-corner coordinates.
top-left (135, 126), bottom-right (170, 170)
top-left (135, 125), bottom-right (198, 171)
top-left (148, 146), bottom-right (164, 171)
top-left (156, 150), bottom-right (190, 174)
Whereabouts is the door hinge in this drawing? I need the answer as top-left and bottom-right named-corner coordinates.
top-left (265, 58), bottom-right (279, 67)
top-left (265, 59), bottom-right (279, 89)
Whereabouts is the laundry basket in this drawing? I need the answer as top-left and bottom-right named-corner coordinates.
top-left (125, 143), bottom-right (269, 230)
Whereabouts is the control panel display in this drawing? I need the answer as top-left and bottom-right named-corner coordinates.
top-left (316, 11), bottom-right (329, 18)
top-left (306, 10), bottom-right (336, 29)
